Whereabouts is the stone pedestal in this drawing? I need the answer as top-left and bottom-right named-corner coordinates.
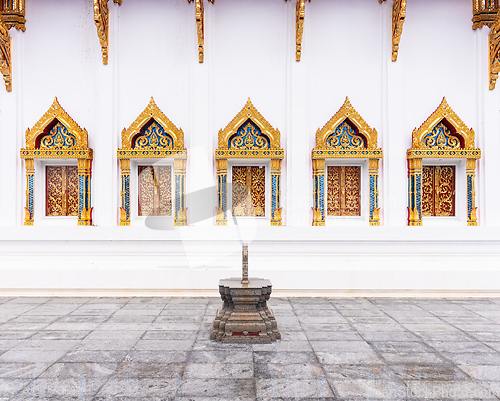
top-left (210, 277), bottom-right (281, 343)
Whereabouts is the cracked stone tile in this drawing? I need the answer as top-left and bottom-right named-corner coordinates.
top-left (256, 378), bottom-right (334, 399)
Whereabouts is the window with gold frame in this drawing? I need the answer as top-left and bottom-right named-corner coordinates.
top-left (230, 164), bottom-right (267, 218)
top-left (421, 165), bottom-right (455, 217)
top-left (45, 165), bottom-right (79, 217)
top-left (137, 165), bottom-right (173, 217)
top-left (327, 165), bottom-right (362, 217)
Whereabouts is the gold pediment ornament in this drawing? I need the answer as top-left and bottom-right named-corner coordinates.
top-left (21, 97), bottom-right (92, 159)
top-left (216, 98), bottom-right (283, 159)
top-left (1, 0), bottom-right (26, 31)
top-left (119, 97), bottom-right (186, 158)
top-left (408, 97), bottom-right (480, 158)
top-left (314, 97), bottom-right (380, 152)
top-left (187, 0), bottom-right (214, 63)
top-left (0, 19), bottom-right (11, 92)
top-left (489, 11), bottom-right (500, 90)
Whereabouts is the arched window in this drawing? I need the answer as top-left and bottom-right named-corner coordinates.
top-left (215, 98), bottom-right (284, 226)
top-left (20, 98), bottom-right (93, 226)
top-left (312, 97), bottom-right (383, 226)
top-left (117, 97), bottom-right (187, 226)
top-left (407, 98), bottom-right (481, 226)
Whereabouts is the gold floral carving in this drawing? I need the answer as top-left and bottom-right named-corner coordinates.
top-left (21, 97), bottom-right (92, 159)
top-left (408, 98), bottom-right (479, 157)
top-left (119, 97), bottom-right (186, 156)
top-left (472, 0), bottom-right (499, 29)
top-left (188, 0), bottom-right (214, 63)
top-left (391, 0), bottom-right (406, 62)
top-left (216, 98), bottom-right (283, 159)
top-left (0, 19), bottom-right (11, 92)
top-left (1, 0), bottom-right (25, 31)
top-left (489, 11), bottom-right (500, 90)
top-left (314, 97), bottom-right (380, 155)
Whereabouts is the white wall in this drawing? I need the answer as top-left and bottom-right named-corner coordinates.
top-left (0, 0), bottom-right (499, 292)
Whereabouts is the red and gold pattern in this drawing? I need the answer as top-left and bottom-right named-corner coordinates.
top-left (327, 166), bottom-right (361, 216)
top-left (138, 166), bottom-right (172, 216)
top-left (422, 166), bottom-right (455, 216)
top-left (232, 166), bottom-right (265, 217)
top-left (46, 166), bottom-right (78, 216)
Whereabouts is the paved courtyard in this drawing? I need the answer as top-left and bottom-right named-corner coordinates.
top-left (0, 296), bottom-right (499, 400)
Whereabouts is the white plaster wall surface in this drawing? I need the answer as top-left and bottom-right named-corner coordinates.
top-left (0, 0), bottom-right (498, 291)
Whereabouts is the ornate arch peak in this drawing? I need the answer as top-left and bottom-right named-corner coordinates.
top-left (410, 97), bottom-right (476, 152)
top-left (22, 97), bottom-right (92, 159)
top-left (216, 98), bottom-right (282, 156)
top-left (314, 97), bottom-right (380, 155)
top-left (407, 97), bottom-right (481, 227)
top-left (120, 97), bottom-right (185, 154)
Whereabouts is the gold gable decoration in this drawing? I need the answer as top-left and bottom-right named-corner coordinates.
top-left (472, 0), bottom-right (499, 30)
top-left (312, 97), bottom-right (382, 227)
top-left (215, 98), bottom-right (284, 226)
top-left (187, 0), bottom-right (214, 63)
top-left (0, 19), bottom-right (11, 92)
top-left (20, 98), bottom-right (93, 226)
top-left (117, 97), bottom-right (187, 227)
top-left (407, 97), bottom-right (481, 227)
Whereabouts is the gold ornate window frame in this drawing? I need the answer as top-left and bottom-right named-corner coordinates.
top-left (20, 98), bottom-right (94, 226)
top-left (117, 97), bottom-right (187, 226)
top-left (312, 97), bottom-right (383, 226)
top-left (407, 98), bottom-right (481, 226)
top-left (1, 0), bottom-right (25, 31)
top-left (215, 98), bottom-right (284, 226)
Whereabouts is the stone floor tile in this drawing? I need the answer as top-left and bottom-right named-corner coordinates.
top-left (413, 331), bottom-right (476, 342)
top-left (142, 330), bottom-right (198, 340)
top-left (256, 378), bottom-right (334, 399)
top-left (7, 315), bottom-right (59, 324)
top-left (352, 323), bottom-right (408, 332)
top-left (56, 315), bottom-right (109, 323)
top-left (30, 330), bottom-right (91, 340)
top-left (190, 350), bottom-right (253, 364)
top-left (96, 323), bottom-right (152, 331)
top-left (425, 340), bottom-right (494, 353)
top-left (181, 378), bottom-right (255, 399)
top-left (467, 331), bottom-right (500, 342)
top-left (458, 364), bottom-right (500, 381)
top-left (305, 331), bottom-right (364, 341)
top-left (440, 352), bottom-right (500, 366)
top-left (344, 316), bottom-right (396, 324)
top-left (95, 377), bottom-right (180, 398)
top-left (125, 350), bottom-right (189, 364)
top-left (0, 322), bottom-right (51, 331)
top-left (310, 341), bottom-right (374, 353)
top-left (113, 361), bottom-right (184, 378)
top-left (112, 308), bottom-right (162, 316)
top-left (23, 305), bottom-right (80, 315)
top-left (315, 351), bottom-right (383, 365)
top-left (330, 379), bottom-right (407, 400)
top-left (12, 339), bottom-right (80, 351)
top-left (42, 322), bottom-right (102, 331)
top-left (0, 363), bottom-right (50, 379)
top-left (322, 364), bottom-right (398, 381)
top-left (390, 364), bottom-right (469, 380)
top-left (75, 338), bottom-right (139, 351)
top-left (253, 340), bottom-right (312, 352)
top-left (148, 322), bottom-right (201, 331)
top-left (133, 339), bottom-right (194, 351)
top-left (254, 351), bottom-right (318, 365)
top-left (298, 315), bottom-right (348, 325)
top-left (192, 339), bottom-right (252, 351)
top-left (59, 349), bottom-right (127, 363)
top-left (254, 363), bottom-right (324, 379)
top-left (377, 352), bottom-right (446, 365)
top-left (0, 349), bottom-right (68, 363)
top-left (404, 379), bottom-right (497, 400)
top-left (25, 376), bottom-right (108, 398)
top-left (275, 331), bottom-right (308, 341)
top-left (184, 362), bottom-right (253, 379)
top-left (85, 330), bottom-right (145, 340)
top-left (38, 362), bottom-right (117, 378)
top-left (154, 315), bottom-right (203, 323)
top-left (0, 378), bottom-right (31, 398)
top-left (368, 341), bottom-right (431, 354)
top-left (299, 324), bottom-right (354, 332)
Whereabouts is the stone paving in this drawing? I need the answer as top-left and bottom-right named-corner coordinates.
top-left (0, 296), bottom-right (499, 400)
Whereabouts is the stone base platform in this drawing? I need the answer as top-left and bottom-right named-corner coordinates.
top-left (210, 277), bottom-right (281, 343)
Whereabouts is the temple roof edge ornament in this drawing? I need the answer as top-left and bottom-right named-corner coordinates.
top-left (94, 0), bottom-right (121, 65)
top-left (188, 0), bottom-right (214, 63)
top-left (489, 11), bottom-right (500, 90)
top-left (0, 19), bottom-right (12, 92)
top-left (1, 0), bottom-right (26, 31)
top-left (391, 0), bottom-right (406, 62)
top-left (285, 0), bottom-right (310, 62)
top-left (472, 0), bottom-right (499, 30)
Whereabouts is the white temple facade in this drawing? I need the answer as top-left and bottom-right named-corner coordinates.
top-left (1, 0), bottom-right (500, 294)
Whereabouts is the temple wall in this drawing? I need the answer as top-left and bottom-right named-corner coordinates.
top-left (0, 0), bottom-right (499, 292)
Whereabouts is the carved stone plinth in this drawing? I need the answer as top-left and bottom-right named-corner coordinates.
top-left (210, 277), bottom-right (281, 343)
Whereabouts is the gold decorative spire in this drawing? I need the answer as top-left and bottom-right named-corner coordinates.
top-left (490, 11), bottom-right (500, 89)
top-left (0, 19), bottom-right (11, 92)
top-left (188, 0), bottom-right (214, 63)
